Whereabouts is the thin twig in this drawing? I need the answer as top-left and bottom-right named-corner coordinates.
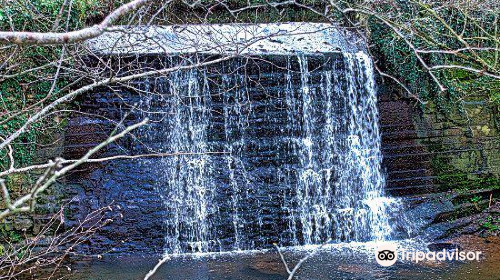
top-left (0, 118), bottom-right (148, 220)
top-left (144, 255), bottom-right (171, 280)
top-left (275, 239), bottom-right (332, 280)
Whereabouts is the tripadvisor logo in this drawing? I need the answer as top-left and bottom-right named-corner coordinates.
top-left (375, 243), bottom-right (482, 267)
top-left (375, 243), bottom-right (398, 266)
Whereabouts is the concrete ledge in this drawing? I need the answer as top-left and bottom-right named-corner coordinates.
top-left (87, 23), bottom-right (366, 55)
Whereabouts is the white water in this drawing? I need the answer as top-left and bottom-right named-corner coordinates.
top-left (138, 52), bottom-right (408, 255)
top-left (287, 53), bottom-right (397, 245)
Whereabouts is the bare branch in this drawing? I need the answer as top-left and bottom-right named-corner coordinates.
top-left (0, 204), bottom-right (113, 280)
top-left (0, 55), bottom-right (236, 153)
top-left (0, 151), bottom-right (227, 177)
top-left (274, 239), bottom-right (331, 280)
top-left (430, 64), bottom-right (500, 79)
top-left (144, 255), bottom-right (171, 280)
top-left (0, 118), bottom-right (148, 220)
top-left (274, 243), bottom-right (292, 274)
top-left (0, 0), bottom-right (158, 46)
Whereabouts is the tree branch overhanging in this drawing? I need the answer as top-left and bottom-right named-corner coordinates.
top-left (0, 0), bottom-right (156, 46)
top-left (0, 118), bottom-right (148, 220)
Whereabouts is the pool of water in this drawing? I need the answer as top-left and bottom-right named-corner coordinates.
top-left (69, 237), bottom-right (500, 280)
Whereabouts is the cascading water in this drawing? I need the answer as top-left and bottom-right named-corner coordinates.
top-left (139, 66), bottom-right (218, 254)
top-left (286, 53), bottom-right (399, 245)
top-left (136, 52), bottom-right (407, 255)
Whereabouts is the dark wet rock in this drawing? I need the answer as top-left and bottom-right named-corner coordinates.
top-left (436, 202), bottom-right (500, 239)
top-left (269, 39), bottom-right (283, 44)
top-left (402, 196), bottom-right (454, 240)
top-left (250, 257), bottom-right (283, 273)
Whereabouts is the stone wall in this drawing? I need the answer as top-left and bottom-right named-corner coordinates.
top-left (378, 85), bottom-right (499, 238)
top-left (380, 91), bottom-right (498, 196)
top-left (0, 132), bottom-right (66, 244)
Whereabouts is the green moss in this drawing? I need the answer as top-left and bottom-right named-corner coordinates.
top-left (437, 173), bottom-right (499, 194)
top-left (0, 223), bottom-right (22, 243)
top-left (432, 153), bottom-right (499, 191)
top-left (481, 216), bottom-right (500, 232)
top-left (428, 139), bottom-right (499, 197)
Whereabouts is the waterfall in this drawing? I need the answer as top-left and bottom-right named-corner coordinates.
top-left (136, 53), bottom-right (406, 255)
top-left (287, 52), bottom-right (399, 244)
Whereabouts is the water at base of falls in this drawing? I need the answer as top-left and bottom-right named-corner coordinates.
top-left (135, 52), bottom-right (409, 255)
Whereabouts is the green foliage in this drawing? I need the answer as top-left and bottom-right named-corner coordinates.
top-left (370, 21), bottom-right (435, 100)
top-left (431, 154), bottom-right (500, 194)
top-left (0, 0), bottom-right (105, 30)
top-left (470, 195), bottom-right (481, 203)
top-left (367, 0), bottom-right (499, 115)
top-left (0, 1), bottom-right (93, 170)
top-left (0, 223), bottom-right (22, 243)
top-left (0, 62), bottom-right (65, 168)
top-left (481, 216), bottom-right (500, 232)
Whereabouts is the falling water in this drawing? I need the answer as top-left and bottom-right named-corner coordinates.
top-left (287, 53), bottom-right (399, 245)
top-left (136, 53), bottom-right (406, 255)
